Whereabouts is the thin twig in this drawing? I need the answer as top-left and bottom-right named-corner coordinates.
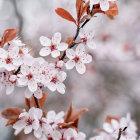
top-left (33, 95), bottom-right (40, 108)
top-left (117, 127), bottom-right (127, 140)
top-left (60, 5), bottom-right (95, 60)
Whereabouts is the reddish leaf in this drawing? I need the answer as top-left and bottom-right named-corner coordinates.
top-left (39, 93), bottom-right (47, 108)
top-left (55, 8), bottom-right (76, 24)
top-left (1, 28), bottom-right (19, 47)
top-left (58, 122), bottom-right (74, 128)
top-left (6, 119), bottom-right (18, 126)
top-left (66, 37), bottom-right (74, 46)
top-left (105, 2), bottom-right (119, 18)
top-left (81, 1), bottom-right (90, 17)
top-left (30, 96), bottom-right (37, 108)
top-left (105, 115), bottom-right (120, 123)
top-left (25, 98), bottom-right (31, 109)
top-left (64, 102), bottom-right (88, 127)
top-left (1, 107), bottom-right (23, 120)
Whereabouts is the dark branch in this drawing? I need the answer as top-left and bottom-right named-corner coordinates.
top-left (33, 95), bottom-right (40, 108)
top-left (117, 127), bottom-right (127, 140)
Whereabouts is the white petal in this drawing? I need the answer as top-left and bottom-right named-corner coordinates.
top-left (34, 127), bottom-right (42, 138)
top-left (28, 79), bottom-right (37, 92)
top-left (8, 46), bottom-right (19, 58)
top-left (56, 82), bottom-right (66, 94)
top-left (21, 65), bottom-right (30, 75)
top-left (40, 36), bottom-right (51, 46)
top-left (30, 61), bottom-right (41, 74)
top-left (18, 76), bottom-right (28, 86)
top-left (6, 84), bottom-right (14, 95)
top-left (13, 120), bottom-right (26, 130)
top-left (87, 40), bottom-right (96, 49)
top-left (90, 0), bottom-right (100, 5)
top-left (100, 0), bottom-right (110, 11)
top-left (34, 88), bottom-right (43, 99)
top-left (103, 123), bottom-right (113, 133)
top-left (65, 60), bottom-right (75, 70)
top-left (32, 119), bottom-right (39, 130)
top-left (24, 88), bottom-right (33, 98)
top-left (39, 47), bottom-right (51, 56)
top-left (51, 50), bottom-right (60, 58)
top-left (35, 108), bottom-right (43, 119)
top-left (52, 130), bottom-right (62, 140)
top-left (52, 32), bottom-right (61, 45)
top-left (5, 64), bottom-right (15, 71)
top-left (13, 57), bottom-right (23, 66)
top-left (0, 48), bottom-right (8, 59)
top-left (24, 125), bottom-right (32, 134)
top-left (76, 44), bottom-right (85, 56)
top-left (76, 62), bottom-right (86, 74)
top-left (111, 119), bottom-right (119, 130)
top-left (23, 54), bottom-right (34, 66)
top-left (47, 110), bottom-right (56, 120)
top-left (80, 54), bottom-right (92, 64)
top-left (66, 49), bottom-right (75, 59)
top-left (56, 60), bottom-right (64, 68)
top-left (57, 71), bottom-right (67, 82)
top-left (57, 43), bottom-right (68, 51)
top-left (47, 82), bottom-right (57, 92)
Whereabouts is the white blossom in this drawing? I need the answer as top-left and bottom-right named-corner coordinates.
top-left (90, 0), bottom-right (116, 11)
top-left (79, 29), bottom-right (96, 50)
top-left (13, 107), bottom-right (42, 135)
top-left (66, 44), bottom-right (92, 74)
top-left (39, 32), bottom-right (68, 58)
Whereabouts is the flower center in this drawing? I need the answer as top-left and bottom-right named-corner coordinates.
top-left (6, 58), bottom-right (12, 64)
top-left (27, 73), bottom-right (33, 80)
top-left (51, 77), bottom-right (57, 83)
top-left (27, 118), bottom-right (33, 125)
top-left (51, 45), bottom-right (56, 51)
top-left (73, 56), bottom-right (79, 63)
top-left (19, 49), bottom-right (23, 54)
top-left (81, 37), bottom-right (87, 43)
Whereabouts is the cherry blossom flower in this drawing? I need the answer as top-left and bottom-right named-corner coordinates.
top-left (13, 107), bottom-right (42, 135)
top-left (66, 44), bottom-right (92, 74)
top-left (79, 29), bottom-right (96, 50)
top-left (17, 62), bottom-right (41, 92)
top-left (120, 113), bottom-right (138, 139)
top-left (63, 128), bottom-right (86, 140)
top-left (0, 72), bottom-right (16, 95)
top-left (47, 70), bottom-right (67, 94)
top-left (103, 119), bottom-right (120, 134)
top-left (0, 47), bottom-right (19, 71)
top-left (90, 0), bottom-right (116, 11)
top-left (24, 86), bottom-right (43, 99)
top-left (39, 32), bottom-right (68, 58)
top-left (46, 110), bottom-right (64, 128)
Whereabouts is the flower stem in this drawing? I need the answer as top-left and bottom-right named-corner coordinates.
top-left (33, 95), bottom-right (40, 108)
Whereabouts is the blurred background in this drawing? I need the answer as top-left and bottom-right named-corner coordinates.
top-left (0, 0), bottom-right (140, 139)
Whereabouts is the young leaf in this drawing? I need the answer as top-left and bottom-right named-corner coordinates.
top-left (105, 2), bottom-right (119, 18)
top-left (25, 98), bottom-right (31, 109)
top-left (55, 8), bottom-right (76, 24)
top-left (105, 115), bottom-right (120, 123)
top-left (1, 107), bottom-right (23, 120)
top-left (64, 102), bottom-right (88, 124)
top-left (81, 1), bottom-right (90, 17)
top-left (0, 28), bottom-right (19, 47)
top-left (39, 93), bottom-right (47, 108)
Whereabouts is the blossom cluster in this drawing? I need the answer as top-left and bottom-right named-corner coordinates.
top-left (90, 113), bottom-right (138, 140)
top-left (0, 31), bottom-right (94, 98)
top-left (13, 107), bottom-right (86, 140)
